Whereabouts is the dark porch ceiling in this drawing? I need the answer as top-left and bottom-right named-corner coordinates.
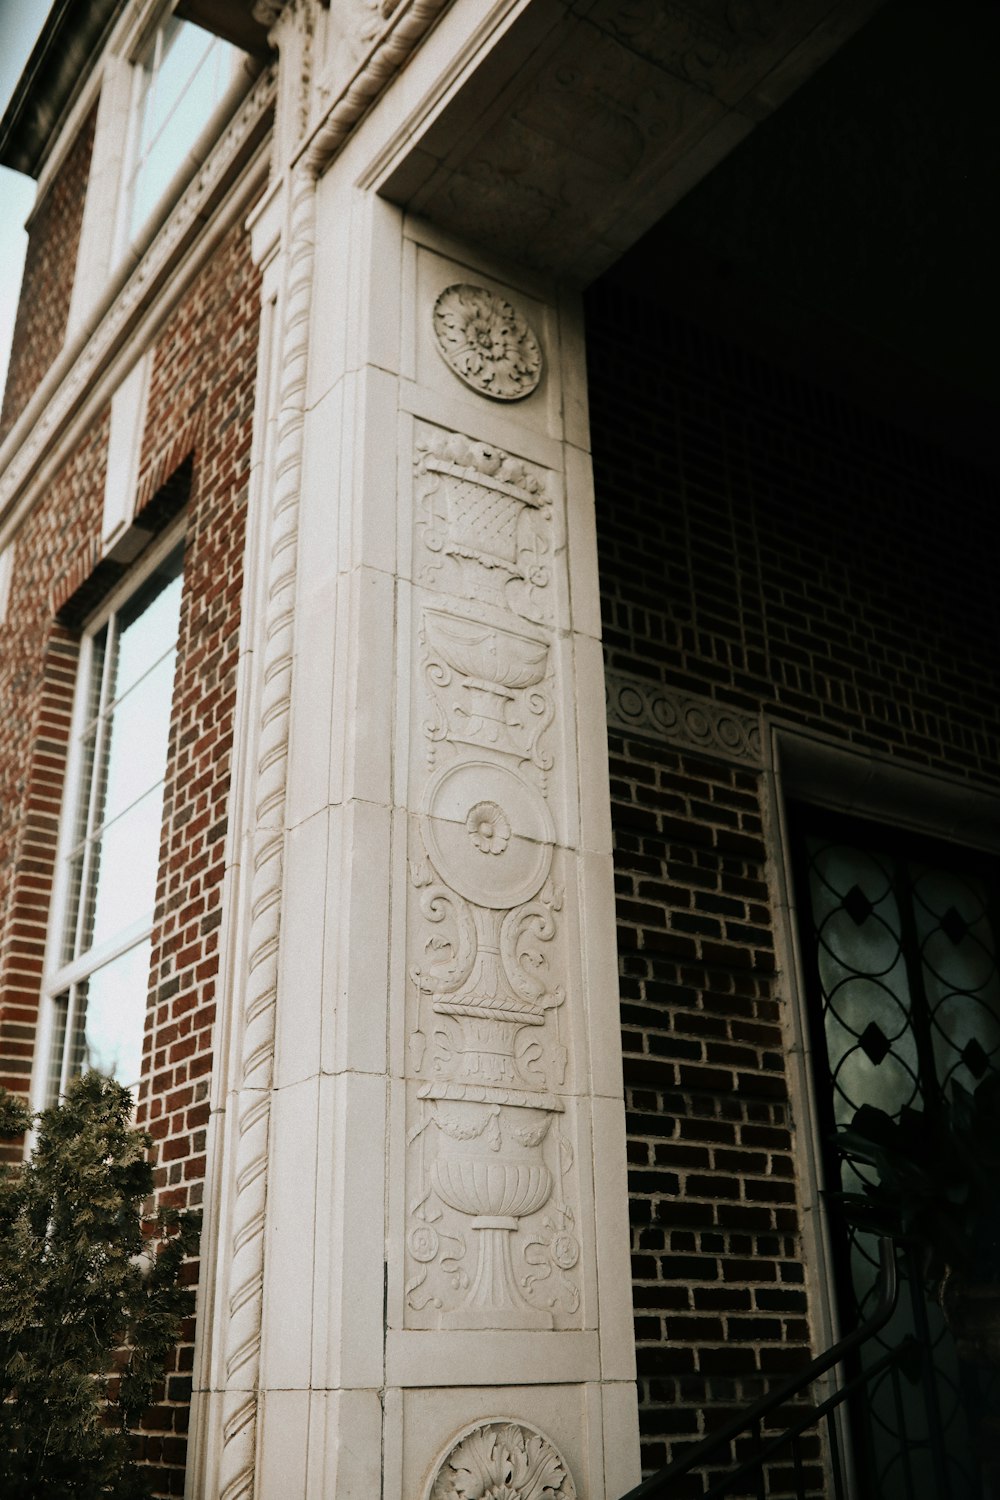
top-left (602, 0), bottom-right (1000, 469)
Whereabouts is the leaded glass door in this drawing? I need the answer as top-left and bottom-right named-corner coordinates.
top-left (789, 806), bottom-right (999, 1500)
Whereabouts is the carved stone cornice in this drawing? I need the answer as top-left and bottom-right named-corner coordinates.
top-left (299, 0), bottom-right (451, 175)
top-left (605, 670), bottom-right (762, 766)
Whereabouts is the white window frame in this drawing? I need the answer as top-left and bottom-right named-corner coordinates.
top-left (69, 1), bottom-right (252, 333)
top-left (110, 5), bottom-right (248, 267)
top-left (31, 523), bottom-right (186, 1113)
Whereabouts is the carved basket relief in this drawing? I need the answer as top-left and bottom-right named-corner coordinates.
top-left (406, 394), bottom-right (579, 1329)
top-left (415, 427), bottom-right (553, 623)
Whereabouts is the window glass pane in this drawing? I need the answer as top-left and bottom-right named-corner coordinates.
top-left (910, 865), bottom-right (1000, 1092)
top-left (114, 557), bottom-right (182, 699)
top-left (128, 21), bottom-right (243, 242)
top-left (48, 994), bottom-right (69, 1102)
top-left (796, 812), bottom-right (998, 1500)
top-left (60, 847), bottom-right (87, 966)
top-left (100, 651), bottom-right (176, 827)
top-left (142, 17), bottom-right (212, 144)
top-left (807, 839), bottom-right (920, 1121)
top-left (82, 626), bottom-right (108, 727)
top-left (71, 940), bottom-right (152, 1093)
top-left (89, 784), bottom-right (166, 950)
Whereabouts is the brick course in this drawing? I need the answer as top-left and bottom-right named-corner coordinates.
top-left (0, 102), bottom-right (98, 443)
top-left (586, 280), bottom-right (1000, 1474)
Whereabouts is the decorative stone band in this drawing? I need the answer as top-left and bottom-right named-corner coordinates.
top-left (605, 669), bottom-right (763, 767)
top-left (426, 1420), bottom-right (577, 1500)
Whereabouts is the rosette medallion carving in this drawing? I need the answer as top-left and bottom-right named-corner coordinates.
top-left (427, 1420), bottom-right (577, 1500)
top-left (432, 284), bottom-right (542, 401)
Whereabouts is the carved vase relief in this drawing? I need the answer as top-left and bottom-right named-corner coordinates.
top-left (406, 408), bottom-right (579, 1330)
top-left (432, 284), bottom-right (542, 401)
top-left (426, 1420), bottom-right (577, 1500)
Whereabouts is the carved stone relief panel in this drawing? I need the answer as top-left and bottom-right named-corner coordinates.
top-left (404, 755), bottom-right (579, 1328)
top-left (414, 425), bottom-right (554, 625)
top-left (420, 609), bottom-right (554, 786)
top-left (404, 403), bottom-right (580, 1330)
top-left (425, 1420), bottom-right (577, 1500)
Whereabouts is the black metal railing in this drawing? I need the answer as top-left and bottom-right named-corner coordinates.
top-left (619, 1238), bottom-right (912, 1500)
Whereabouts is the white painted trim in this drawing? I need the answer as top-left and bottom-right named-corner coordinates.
top-left (101, 348), bottom-right (152, 547)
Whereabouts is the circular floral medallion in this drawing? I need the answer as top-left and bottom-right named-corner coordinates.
top-left (422, 760), bottom-right (553, 910)
top-left (466, 801), bottom-right (511, 856)
top-left (432, 285), bottom-right (543, 402)
top-left (408, 1224), bottom-right (440, 1263)
top-left (426, 1419), bottom-right (576, 1500)
top-left (550, 1231), bottom-right (580, 1271)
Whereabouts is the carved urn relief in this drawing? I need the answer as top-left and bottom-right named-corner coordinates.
top-left (410, 756), bottom-right (570, 1330)
top-left (406, 396), bottom-right (580, 1329)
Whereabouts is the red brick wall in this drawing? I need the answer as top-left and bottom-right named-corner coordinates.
top-left (585, 281), bottom-right (1000, 1473)
top-left (0, 419), bottom-right (109, 1141)
top-left (0, 215), bottom-right (261, 1493)
top-left (132, 220), bottom-right (262, 1494)
top-left (0, 102), bottom-right (98, 443)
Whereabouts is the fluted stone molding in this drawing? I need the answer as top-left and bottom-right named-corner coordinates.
top-left (215, 162), bottom-right (317, 1500)
top-left (299, 0), bottom-right (451, 174)
top-left (605, 669), bottom-right (763, 766)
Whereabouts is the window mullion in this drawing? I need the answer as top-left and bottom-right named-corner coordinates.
top-left (71, 615), bottom-right (118, 966)
top-left (58, 983), bottom-right (80, 1099)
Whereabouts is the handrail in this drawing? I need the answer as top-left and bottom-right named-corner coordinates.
top-left (619, 1237), bottom-right (899, 1500)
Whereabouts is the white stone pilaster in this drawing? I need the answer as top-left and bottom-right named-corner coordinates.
top-left (242, 167), bottom-right (639, 1493)
top-left (191, 4), bottom-right (641, 1494)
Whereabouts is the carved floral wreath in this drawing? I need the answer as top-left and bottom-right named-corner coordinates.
top-left (432, 285), bottom-right (543, 402)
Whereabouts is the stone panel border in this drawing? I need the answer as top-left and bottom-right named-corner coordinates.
top-left (605, 669), bottom-right (762, 766)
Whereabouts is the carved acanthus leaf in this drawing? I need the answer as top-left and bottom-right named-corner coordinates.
top-left (428, 1422), bottom-right (577, 1500)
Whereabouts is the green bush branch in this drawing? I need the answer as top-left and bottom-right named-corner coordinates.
top-left (0, 1073), bottom-right (200, 1498)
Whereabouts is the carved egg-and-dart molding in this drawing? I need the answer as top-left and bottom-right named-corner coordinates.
top-left (432, 284), bottom-right (543, 401)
